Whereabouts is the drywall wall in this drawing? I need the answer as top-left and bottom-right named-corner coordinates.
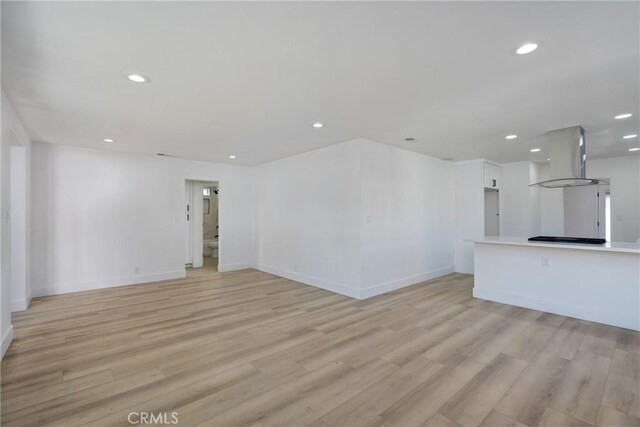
top-left (1, 97), bottom-right (13, 357)
top-left (589, 156), bottom-right (640, 242)
top-left (454, 160), bottom-right (485, 274)
top-left (538, 164), bottom-right (565, 236)
top-left (500, 161), bottom-right (537, 238)
top-left (501, 157), bottom-right (639, 242)
top-left (252, 138), bottom-right (455, 298)
top-left (30, 142), bottom-right (252, 296)
top-left (251, 140), bottom-right (363, 297)
top-left (360, 140), bottom-right (454, 296)
top-left (1, 91), bottom-right (32, 358)
top-left (10, 145), bottom-right (31, 311)
top-left (529, 162), bottom-right (542, 236)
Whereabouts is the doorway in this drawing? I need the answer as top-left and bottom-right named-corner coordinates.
top-left (185, 180), bottom-right (219, 270)
top-left (563, 182), bottom-right (610, 239)
top-left (484, 189), bottom-right (499, 236)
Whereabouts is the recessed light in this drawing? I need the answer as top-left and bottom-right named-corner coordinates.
top-left (530, 148), bottom-right (541, 152)
top-left (228, 155), bottom-right (237, 159)
top-left (102, 138), bottom-right (115, 143)
top-left (516, 43), bottom-right (538, 55)
top-left (127, 74), bottom-right (150, 83)
top-left (404, 137), bottom-right (416, 142)
top-left (505, 134), bottom-right (518, 140)
top-left (623, 134), bottom-right (637, 139)
top-left (629, 148), bottom-right (640, 152)
top-left (615, 113), bottom-right (632, 120)
top-left (312, 123), bottom-right (324, 128)
top-left (547, 158), bottom-right (550, 161)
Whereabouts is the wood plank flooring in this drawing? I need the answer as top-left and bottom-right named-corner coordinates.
top-left (1, 266), bottom-right (639, 426)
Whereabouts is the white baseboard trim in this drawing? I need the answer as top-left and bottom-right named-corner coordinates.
top-left (360, 266), bottom-right (456, 299)
top-left (253, 263), bottom-right (360, 299)
top-left (218, 263), bottom-right (253, 272)
top-left (473, 287), bottom-right (640, 331)
top-left (31, 270), bottom-right (187, 298)
top-left (11, 294), bottom-right (31, 312)
top-left (1, 325), bottom-right (14, 359)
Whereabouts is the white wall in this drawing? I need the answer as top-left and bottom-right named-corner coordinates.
top-left (30, 142), bottom-right (252, 296)
top-left (1, 91), bottom-right (32, 358)
top-left (589, 156), bottom-right (640, 242)
top-left (502, 157), bottom-right (640, 242)
top-left (500, 161), bottom-right (537, 238)
top-left (252, 138), bottom-right (455, 298)
top-left (359, 140), bottom-right (455, 297)
top-left (252, 140), bottom-right (363, 297)
top-left (454, 160), bottom-right (485, 274)
top-left (539, 164), bottom-right (564, 236)
top-left (1, 97), bottom-right (13, 358)
top-left (529, 162), bottom-right (542, 236)
top-left (10, 145), bottom-right (31, 311)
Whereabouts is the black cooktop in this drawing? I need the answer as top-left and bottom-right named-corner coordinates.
top-left (528, 236), bottom-right (606, 245)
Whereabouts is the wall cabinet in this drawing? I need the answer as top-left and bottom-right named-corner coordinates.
top-left (484, 163), bottom-right (502, 189)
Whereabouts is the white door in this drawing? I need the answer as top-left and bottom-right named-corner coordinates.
top-left (597, 184), bottom-right (609, 240)
top-left (484, 189), bottom-right (500, 236)
top-left (185, 181), bottom-right (193, 265)
top-left (564, 186), bottom-right (598, 238)
top-left (191, 182), bottom-right (204, 268)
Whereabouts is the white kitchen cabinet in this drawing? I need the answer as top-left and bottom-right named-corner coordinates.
top-left (484, 163), bottom-right (502, 189)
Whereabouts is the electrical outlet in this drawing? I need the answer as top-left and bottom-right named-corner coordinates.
top-left (541, 258), bottom-right (550, 268)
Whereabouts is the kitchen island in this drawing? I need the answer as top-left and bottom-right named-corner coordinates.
top-left (473, 236), bottom-right (640, 330)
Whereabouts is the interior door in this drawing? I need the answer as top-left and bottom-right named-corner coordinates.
top-left (185, 181), bottom-right (194, 265)
top-left (191, 182), bottom-right (204, 268)
top-left (597, 184), bottom-right (609, 240)
top-left (564, 185), bottom-right (598, 238)
top-left (484, 189), bottom-right (499, 236)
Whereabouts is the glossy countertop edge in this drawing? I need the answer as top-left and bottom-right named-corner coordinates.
top-left (469, 236), bottom-right (640, 254)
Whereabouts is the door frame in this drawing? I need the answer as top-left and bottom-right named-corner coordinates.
top-left (185, 179), bottom-right (220, 269)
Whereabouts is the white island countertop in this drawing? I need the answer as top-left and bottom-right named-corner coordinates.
top-left (471, 236), bottom-right (640, 254)
top-left (473, 236), bottom-right (640, 330)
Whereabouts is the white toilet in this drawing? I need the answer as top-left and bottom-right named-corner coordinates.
top-left (207, 240), bottom-right (219, 258)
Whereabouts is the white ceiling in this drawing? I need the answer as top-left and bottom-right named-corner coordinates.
top-left (2, 1), bottom-right (639, 166)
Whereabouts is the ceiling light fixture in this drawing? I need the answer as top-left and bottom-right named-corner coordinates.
top-left (505, 134), bottom-right (518, 140)
top-left (312, 122), bottom-right (324, 128)
top-left (228, 155), bottom-right (237, 159)
top-left (516, 43), bottom-right (538, 55)
top-left (102, 138), bottom-right (115, 143)
top-left (615, 113), bottom-right (632, 120)
top-left (623, 134), bottom-right (637, 139)
top-left (530, 148), bottom-right (541, 152)
top-left (126, 74), bottom-right (150, 83)
top-left (629, 148), bottom-right (640, 152)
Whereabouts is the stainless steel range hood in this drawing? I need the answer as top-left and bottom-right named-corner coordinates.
top-left (530, 126), bottom-right (609, 188)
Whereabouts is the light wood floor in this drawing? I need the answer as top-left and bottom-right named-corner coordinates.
top-left (1, 267), bottom-right (639, 427)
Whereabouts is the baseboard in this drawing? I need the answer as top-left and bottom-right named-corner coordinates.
top-left (360, 266), bottom-right (456, 299)
top-left (218, 263), bottom-right (253, 272)
top-left (1, 325), bottom-right (14, 359)
top-left (31, 270), bottom-right (187, 297)
top-left (11, 294), bottom-right (31, 312)
top-left (254, 263), bottom-right (360, 299)
top-left (473, 287), bottom-right (640, 331)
